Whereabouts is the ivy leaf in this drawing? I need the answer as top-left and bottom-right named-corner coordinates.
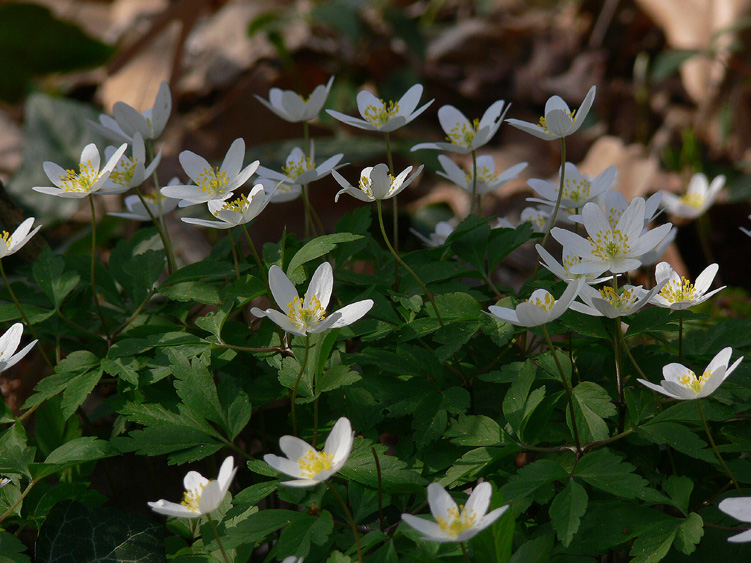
top-left (549, 479), bottom-right (588, 546)
top-left (574, 449), bottom-right (648, 499)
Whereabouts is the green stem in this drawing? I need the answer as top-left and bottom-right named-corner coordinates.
top-left (372, 447), bottom-right (385, 532)
top-left (678, 309), bottom-right (683, 361)
top-left (291, 336), bottom-right (310, 436)
top-left (470, 149), bottom-right (479, 215)
top-left (541, 324), bottom-right (582, 456)
top-left (0, 261), bottom-right (53, 369)
top-left (240, 224), bottom-right (269, 290)
top-left (228, 230), bottom-right (241, 280)
top-left (697, 398), bottom-right (742, 493)
top-left (88, 195), bottom-right (111, 341)
top-left (376, 201), bottom-right (443, 326)
top-left (0, 480), bottom-right (35, 524)
top-left (613, 318), bottom-right (626, 433)
top-left (326, 481), bottom-right (363, 563)
top-left (540, 138), bottom-right (567, 249)
top-left (145, 141), bottom-right (177, 274)
top-left (461, 542), bottom-right (471, 563)
top-left (207, 514), bottom-right (231, 563)
top-left (384, 132), bottom-right (399, 288)
top-left (111, 288), bottom-right (157, 339)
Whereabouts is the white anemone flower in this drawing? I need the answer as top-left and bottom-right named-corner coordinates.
top-left (251, 262), bottom-right (373, 337)
top-left (255, 76), bottom-right (334, 122)
top-left (650, 262), bottom-right (724, 310)
top-left (333, 163), bottom-right (423, 203)
top-left (551, 199), bottom-right (672, 275)
top-left (436, 155), bottom-right (527, 195)
top-left (34, 143), bottom-right (128, 198)
top-left (148, 456), bottom-right (236, 518)
top-left (411, 221), bottom-right (454, 247)
top-left (108, 189), bottom-right (179, 222)
top-left (535, 244), bottom-right (610, 284)
top-left (506, 86), bottom-right (596, 140)
top-left (0, 323), bottom-right (37, 373)
top-left (411, 100), bottom-right (510, 154)
top-left (0, 477), bottom-right (9, 488)
top-left (660, 173), bottom-right (725, 219)
top-left (99, 133), bottom-right (162, 194)
top-left (182, 184), bottom-right (270, 230)
top-left (718, 497), bottom-right (751, 543)
top-left (161, 138), bottom-right (259, 207)
top-left (326, 84), bottom-right (433, 133)
top-left (401, 482), bottom-right (508, 543)
top-left (88, 81), bottom-right (171, 144)
top-left (570, 281), bottom-right (665, 318)
top-left (488, 279), bottom-right (585, 327)
top-left (264, 417), bottom-right (354, 488)
top-left (257, 178), bottom-right (301, 203)
top-left (527, 163), bottom-right (616, 211)
top-left (520, 206), bottom-right (553, 233)
top-left (255, 141), bottom-right (344, 195)
top-left (569, 191), bottom-right (663, 230)
top-left (1, 218), bottom-right (42, 259)
top-left (638, 347), bottom-right (742, 400)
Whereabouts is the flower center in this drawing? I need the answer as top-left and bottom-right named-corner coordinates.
top-left (2, 231), bottom-right (11, 248)
top-left (60, 160), bottom-right (99, 193)
top-left (287, 293), bottom-right (327, 329)
top-left (446, 118), bottom-right (480, 146)
top-left (464, 164), bottom-right (498, 187)
top-left (607, 208), bottom-right (623, 228)
top-left (298, 449), bottom-right (334, 478)
top-left (215, 194), bottom-right (249, 216)
top-left (436, 505), bottom-right (477, 537)
top-left (597, 286), bottom-right (636, 312)
top-left (659, 276), bottom-right (696, 303)
top-left (679, 192), bottom-right (704, 210)
top-left (677, 368), bottom-right (711, 394)
top-left (363, 100), bottom-right (400, 127)
top-left (196, 166), bottom-right (230, 195)
top-left (181, 483), bottom-right (206, 513)
top-left (589, 229), bottom-right (631, 261)
top-left (561, 177), bottom-right (591, 202)
top-left (538, 109), bottom-right (575, 133)
top-left (109, 156), bottom-right (138, 186)
top-left (527, 291), bottom-right (555, 312)
top-left (282, 155), bottom-right (315, 181)
top-left (522, 210), bottom-right (549, 231)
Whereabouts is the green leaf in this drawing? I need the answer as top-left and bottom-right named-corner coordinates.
top-left (488, 223), bottom-right (536, 269)
top-left (0, 423), bottom-right (35, 478)
top-left (35, 500), bottom-right (163, 563)
top-left (674, 512), bottom-right (703, 555)
top-left (159, 260), bottom-right (237, 286)
top-left (109, 232), bottom-right (165, 305)
top-left (225, 509), bottom-right (306, 548)
top-left (663, 475), bottom-right (694, 515)
top-left (101, 357), bottom-right (140, 386)
top-left (158, 281), bottom-right (221, 305)
top-left (340, 439), bottom-right (425, 492)
top-left (638, 421), bottom-right (716, 463)
top-left (447, 214), bottom-right (491, 272)
top-left (440, 446), bottom-right (513, 488)
top-left (22, 350), bottom-right (102, 412)
top-left (502, 360), bottom-right (537, 436)
top-left (319, 363), bottom-right (361, 393)
top-left (217, 377), bottom-right (252, 441)
top-left (0, 531), bottom-right (30, 563)
top-left (549, 479), bottom-right (588, 546)
top-left (568, 382), bottom-right (616, 443)
top-left (286, 233), bottom-right (363, 283)
top-left (510, 534), bottom-right (554, 563)
top-left (233, 482), bottom-right (278, 506)
top-left (629, 519), bottom-right (681, 563)
top-left (445, 415), bottom-right (503, 447)
top-left (501, 459), bottom-right (568, 503)
top-left (169, 349), bottom-right (226, 428)
top-left (44, 436), bottom-right (115, 466)
top-left (274, 511), bottom-right (334, 559)
top-left (61, 367), bottom-right (103, 420)
top-left (194, 300), bottom-right (235, 340)
top-left (31, 247), bottom-right (79, 310)
top-left (574, 449), bottom-right (648, 499)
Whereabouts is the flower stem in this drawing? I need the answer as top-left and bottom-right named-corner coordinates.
top-left (613, 317), bottom-right (626, 433)
top-left (540, 138), bottom-right (567, 250)
top-left (240, 224), bottom-right (269, 292)
top-left (470, 149), bottom-right (479, 215)
top-left (376, 201), bottom-right (443, 326)
top-left (291, 335), bottom-right (310, 437)
top-left (0, 260), bottom-right (53, 369)
top-left (228, 230), bottom-right (241, 280)
top-left (697, 398), bottom-right (742, 493)
top-left (372, 447), bottom-right (385, 532)
top-left (88, 195), bottom-right (111, 341)
top-left (541, 324), bottom-right (582, 456)
top-left (678, 309), bottom-right (683, 361)
top-left (384, 132), bottom-right (398, 251)
top-left (206, 514), bottom-right (231, 563)
top-left (145, 141), bottom-right (177, 274)
top-left (326, 481), bottom-right (363, 563)
top-left (460, 542), bottom-right (471, 563)
top-left (0, 480), bottom-right (35, 525)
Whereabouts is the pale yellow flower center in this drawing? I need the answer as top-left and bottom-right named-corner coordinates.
top-left (597, 286), bottom-right (636, 312)
top-left (447, 118), bottom-right (480, 146)
top-left (464, 165), bottom-right (498, 187)
top-left (522, 211), bottom-right (549, 232)
top-left (60, 160), bottom-right (99, 193)
top-left (287, 293), bottom-right (327, 329)
top-left (538, 109), bottom-right (576, 133)
top-left (109, 156), bottom-right (138, 186)
top-left (282, 155), bottom-right (315, 181)
top-left (2, 231), bottom-right (11, 248)
top-left (436, 504), bottom-right (477, 537)
top-left (298, 449), bottom-right (333, 478)
top-left (181, 483), bottom-right (206, 513)
top-left (358, 173), bottom-right (397, 199)
top-left (142, 192), bottom-right (162, 203)
top-left (197, 166), bottom-right (230, 195)
top-left (677, 368), bottom-right (711, 394)
top-left (659, 276), bottom-right (696, 303)
top-left (215, 194), bottom-right (249, 216)
top-left (562, 177), bottom-right (591, 202)
top-left (607, 208), bottom-right (623, 228)
top-left (589, 229), bottom-right (631, 261)
top-left (679, 192), bottom-right (704, 210)
top-left (363, 100), bottom-right (399, 127)
top-left (527, 292), bottom-right (555, 312)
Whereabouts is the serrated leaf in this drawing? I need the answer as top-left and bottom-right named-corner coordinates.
top-left (445, 415), bottom-right (503, 447)
top-left (502, 360), bottom-right (537, 436)
top-left (574, 449), bottom-right (648, 499)
top-left (629, 520), bottom-right (681, 563)
top-left (501, 459), bottom-right (568, 503)
top-left (549, 479), bottom-right (588, 546)
top-left (61, 367), bottom-right (103, 420)
top-left (109, 233), bottom-right (164, 305)
top-left (44, 436), bottom-right (115, 466)
top-left (224, 509), bottom-right (306, 548)
top-left (674, 512), bottom-right (703, 555)
top-left (217, 377), bottom-right (251, 441)
top-left (169, 349), bottom-right (225, 429)
top-left (159, 281), bottom-right (221, 305)
top-left (101, 357), bottom-right (140, 386)
top-left (286, 233), bottom-right (362, 283)
top-left (509, 534), bottom-right (554, 563)
top-left (319, 364), bottom-right (361, 393)
top-left (0, 531), bottom-right (30, 563)
top-left (638, 422), bottom-right (716, 463)
top-left (488, 223), bottom-right (536, 269)
top-left (31, 247), bottom-right (79, 310)
top-left (340, 439), bottom-right (425, 492)
top-left (568, 382), bottom-right (616, 442)
top-left (663, 475), bottom-right (694, 515)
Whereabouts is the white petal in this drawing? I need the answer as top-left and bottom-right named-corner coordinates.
top-left (305, 262), bottom-right (333, 311)
top-left (719, 497), bottom-right (751, 524)
top-left (269, 265), bottom-right (298, 311)
top-left (401, 514), bottom-right (453, 542)
top-left (324, 417), bottom-right (354, 469)
top-left (464, 482), bottom-right (492, 518)
top-left (326, 300), bottom-right (374, 329)
top-left (427, 483), bottom-right (457, 523)
top-left (148, 499), bottom-right (201, 518)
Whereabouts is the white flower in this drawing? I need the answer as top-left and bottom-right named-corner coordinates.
top-left (0, 477), bottom-right (10, 488)
top-left (251, 262), bottom-right (373, 337)
top-left (638, 347), bottom-right (742, 400)
top-left (411, 100), bottom-right (510, 154)
top-left (1, 218), bottom-right (41, 259)
top-left (88, 81), bottom-right (172, 144)
top-left (0, 323), bottom-right (37, 373)
top-left (520, 206), bottom-right (553, 233)
top-left (650, 262), bottom-right (724, 310)
top-left (527, 163), bottom-right (616, 211)
top-left (182, 184), bottom-right (270, 229)
top-left (535, 244), bottom-right (610, 284)
top-left (257, 178), bottom-right (301, 203)
top-left (148, 456), bottom-right (236, 518)
top-left (436, 155), bottom-right (527, 195)
top-left (255, 76), bottom-right (335, 122)
top-left (161, 138), bottom-right (259, 206)
top-left (660, 173), bottom-right (725, 219)
top-left (412, 221), bottom-right (454, 247)
top-left (264, 417), bottom-right (354, 488)
top-left (718, 497), bottom-right (751, 543)
top-left (569, 191), bottom-right (663, 230)
top-left (333, 163), bottom-right (423, 203)
top-left (99, 133), bottom-right (162, 194)
top-left (506, 86), bottom-right (596, 140)
top-left (326, 84), bottom-right (433, 132)
top-left (33, 143), bottom-right (128, 198)
top-left (488, 279), bottom-right (585, 327)
top-left (282, 558), bottom-right (304, 563)
top-left (551, 198), bottom-right (672, 275)
top-left (108, 191), bottom-right (180, 222)
top-left (255, 141), bottom-right (344, 197)
top-left (638, 225), bottom-right (677, 267)
top-left (570, 281), bottom-right (665, 318)
top-left (401, 482), bottom-right (508, 543)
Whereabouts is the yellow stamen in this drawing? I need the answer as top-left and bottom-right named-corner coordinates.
top-left (447, 118), bottom-right (480, 146)
top-left (464, 164), bottom-right (498, 187)
top-left (659, 276), bottom-right (696, 303)
top-left (282, 155), bottom-right (315, 181)
top-left (561, 177), bottom-right (591, 202)
top-left (215, 194), bottom-right (249, 216)
top-left (108, 156), bottom-right (138, 186)
top-left (527, 292), bottom-right (555, 312)
top-left (180, 483), bottom-right (206, 513)
top-left (538, 109), bottom-right (575, 133)
top-left (679, 192), bottom-right (705, 210)
top-left (589, 229), bottom-right (631, 261)
top-left (287, 293), bottom-right (327, 329)
top-left (2, 231), bottom-right (11, 247)
top-left (436, 504), bottom-right (477, 537)
top-left (60, 160), bottom-right (99, 193)
top-left (363, 100), bottom-right (399, 127)
top-left (298, 449), bottom-right (333, 478)
top-left (677, 368), bottom-right (711, 394)
top-left (597, 286), bottom-right (636, 311)
top-left (196, 166), bottom-right (230, 195)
